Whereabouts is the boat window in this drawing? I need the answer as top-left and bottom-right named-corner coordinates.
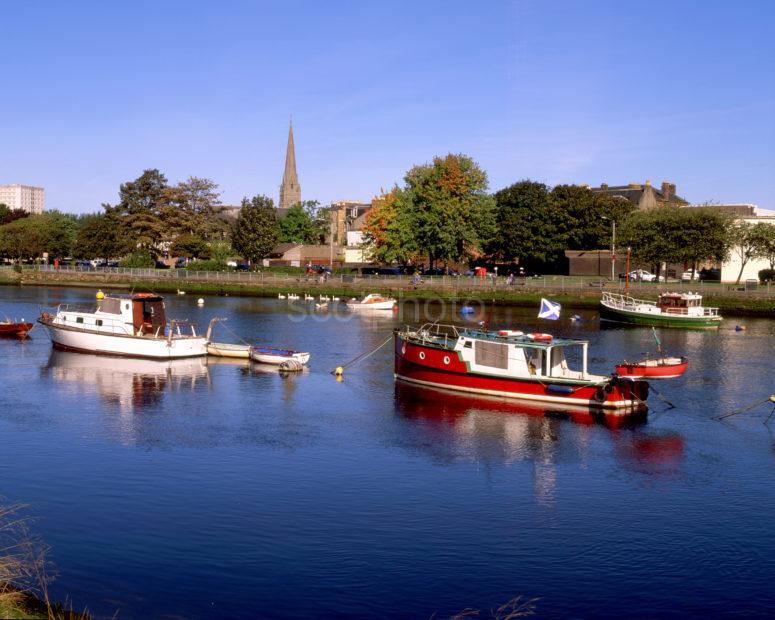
top-left (76, 317), bottom-right (83, 324)
top-left (96, 319), bottom-right (103, 327)
top-left (101, 297), bottom-right (121, 314)
top-left (464, 341), bottom-right (472, 348)
top-left (524, 348), bottom-right (544, 375)
top-left (475, 341), bottom-right (508, 369)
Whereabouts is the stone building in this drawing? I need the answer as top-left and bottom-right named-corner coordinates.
top-left (0, 184), bottom-right (45, 214)
top-left (590, 180), bottom-right (688, 210)
top-left (328, 200), bottom-right (371, 245)
top-left (278, 121), bottom-right (300, 213)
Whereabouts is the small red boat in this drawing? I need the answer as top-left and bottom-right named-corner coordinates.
top-left (615, 328), bottom-right (687, 379)
top-left (0, 320), bottom-right (33, 338)
top-left (615, 356), bottom-right (688, 379)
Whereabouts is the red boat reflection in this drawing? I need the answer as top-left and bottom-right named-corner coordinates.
top-left (394, 382), bottom-right (647, 429)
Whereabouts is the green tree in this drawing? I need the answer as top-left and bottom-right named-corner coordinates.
top-left (363, 188), bottom-right (419, 264)
top-left (38, 211), bottom-right (78, 259)
top-left (161, 177), bottom-right (227, 241)
top-left (489, 181), bottom-right (563, 267)
top-left (170, 233), bottom-right (211, 259)
top-left (0, 218), bottom-right (42, 260)
top-left (619, 207), bottom-right (733, 278)
top-left (403, 153), bottom-right (496, 266)
top-left (75, 212), bottom-right (136, 259)
top-left (109, 169), bottom-right (170, 252)
top-left (751, 222), bottom-right (775, 269)
top-left (232, 195), bottom-right (278, 263)
top-left (0, 205), bottom-right (29, 225)
top-left (729, 222), bottom-right (761, 284)
top-left (277, 201), bottom-right (320, 244)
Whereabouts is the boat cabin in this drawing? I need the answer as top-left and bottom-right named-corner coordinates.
top-left (98, 293), bottom-right (167, 335)
top-left (657, 292), bottom-right (702, 314)
top-left (406, 324), bottom-right (603, 382)
top-left (51, 293), bottom-right (170, 337)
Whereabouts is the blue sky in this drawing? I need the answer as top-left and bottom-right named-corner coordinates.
top-left (1, 0), bottom-right (774, 212)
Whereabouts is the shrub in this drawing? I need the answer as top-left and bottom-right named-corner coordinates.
top-left (758, 268), bottom-right (775, 283)
top-left (186, 259), bottom-right (229, 272)
top-left (121, 251), bottom-right (154, 268)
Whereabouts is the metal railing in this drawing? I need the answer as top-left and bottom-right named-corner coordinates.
top-left (4, 264), bottom-right (775, 297)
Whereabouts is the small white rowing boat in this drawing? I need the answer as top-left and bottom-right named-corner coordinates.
top-left (206, 342), bottom-right (251, 359)
top-left (250, 346), bottom-right (310, 366)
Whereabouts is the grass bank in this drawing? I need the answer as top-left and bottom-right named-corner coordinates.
top-left (5, 270), bottom-right (775, 317)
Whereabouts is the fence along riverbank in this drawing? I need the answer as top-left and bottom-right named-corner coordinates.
top-left (2, 265), bottom-right (775, 315)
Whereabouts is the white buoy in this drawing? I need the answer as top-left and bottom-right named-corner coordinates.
top-left (197, 298), bottom-right (204, 306)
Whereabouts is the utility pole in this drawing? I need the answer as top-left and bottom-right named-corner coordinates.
top-left (611, 220), bottom-right (616, 281)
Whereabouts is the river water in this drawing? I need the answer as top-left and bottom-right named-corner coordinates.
top-left (0, 286), bottom-right (774, 619)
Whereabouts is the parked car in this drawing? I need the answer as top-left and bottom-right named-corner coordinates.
top-left (155, 260), bottom-right (170, 269)
top-left (175, 257), bottom-right (189, 268)
top-left (226, 260), bottom-right (237, 268)
top-left (698, 267), bottom-right (721, 281)
top-left (75, 260), bottom-right (94, 270)
top-left (681, 270), bottom-right (700, 281)
top-left (235, 262), bottom-right (251, 271)
top-left (628, 269), bottom-right (664, 282)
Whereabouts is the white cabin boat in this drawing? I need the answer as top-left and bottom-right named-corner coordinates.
top-left (346, 293), bottom-right (397, 311)
top-left (38, 292), bottom-right (208, 359)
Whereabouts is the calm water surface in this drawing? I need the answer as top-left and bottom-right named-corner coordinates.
top-left (1, 286), bottom-right (774, 619)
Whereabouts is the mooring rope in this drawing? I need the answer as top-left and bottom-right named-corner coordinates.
top-left (331, 334), bottom-right (393, 374)
top-left (715, 397), bottom-right (773, 421)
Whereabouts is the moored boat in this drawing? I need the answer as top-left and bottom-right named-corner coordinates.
top-left (346, 293), bottom-right (397, 311)
top-left (394, 323), bottom-right (649, 413)
top-left (38, 292), bottom-right (208, 359)
top-left (600, 291), bottom-right (722, 328)
top-left (0, 319), bottom-right (33, 337)
top-left (206, 342), bottom-right (251, 358)
top-left (615, 357), bottom-right (688, 379)
top-left (250, 346), bottom-right (310, 366)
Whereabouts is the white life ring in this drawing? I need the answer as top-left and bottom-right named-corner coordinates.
top-left (443, 355), bottom-right (450, 365)
top-left (419, 351), bottom-right (426, 360)
top-left (529, 333), bottom-right (553, 342)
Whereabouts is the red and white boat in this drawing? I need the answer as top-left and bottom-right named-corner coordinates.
top-left (0, 319), bottom-right (33, 337)
top-left (615, 357), bottom-right (688, 379)
top-left (615, 328), bottom-right (688, 379)
top-left (394, 324), bottom-right (649, 413)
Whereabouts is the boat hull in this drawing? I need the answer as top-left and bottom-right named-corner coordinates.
top-left (206, 343), bottom-right (250, 358)
top-left (347, 301), bottom-right (396, 310)
top-left (249, 349), bottom-right (310, 365)
top-left (40, 321), bottom-right (208, 359)
top-left (0, 322), bottom-right (33, 337)
top-left (394, 334), bottom-right (647, 413)
top-left (615, 358), bottom-right (688, 379)
top-left (600, 302), bottom-right (722, 328)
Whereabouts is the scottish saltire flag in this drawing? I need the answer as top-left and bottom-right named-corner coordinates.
top-left (538, 298), bottom-right (561, 320)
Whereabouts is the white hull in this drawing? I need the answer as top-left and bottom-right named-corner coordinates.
top-left (207, 343), bottom-right (251, 358)
top-left (249, 351), bottom-right (310, 365)
top-left (347, 301), bottom-right (396, 310)
top-left (42, 323), bottom-right (208, 359)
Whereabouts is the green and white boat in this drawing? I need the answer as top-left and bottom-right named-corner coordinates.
top-left (600, 291), bottom-right (722, 329)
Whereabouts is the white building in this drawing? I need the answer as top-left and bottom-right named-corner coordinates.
top-left (0, 184), bottom-right (45, 214)
top-left (721, 206), bottom-right (775, 282)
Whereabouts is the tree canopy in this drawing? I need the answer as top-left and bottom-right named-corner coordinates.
top-left (231, 195), bottom-right (278, 263)
top-left (276, 200), bottom-right (327, 244)
top-left (364, 154), bottom-right (495, 267)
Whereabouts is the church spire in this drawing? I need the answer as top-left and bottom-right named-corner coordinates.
top-left (279, 120), bottom-right (301, 210)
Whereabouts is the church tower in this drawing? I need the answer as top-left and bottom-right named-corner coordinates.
top-left (279, 121), bottom-right (301, 211)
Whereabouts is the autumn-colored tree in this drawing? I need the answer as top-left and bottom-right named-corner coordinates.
top-left (362, 188), bottom-right (418, 264)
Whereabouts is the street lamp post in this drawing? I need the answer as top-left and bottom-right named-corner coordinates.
top-left (611, 220), bottom-right (616, 282)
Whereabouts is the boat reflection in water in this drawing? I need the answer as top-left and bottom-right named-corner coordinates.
top-left (43, 350), bottom-right (210, 413)
top-left (395, 381), bottom-right (647, 430)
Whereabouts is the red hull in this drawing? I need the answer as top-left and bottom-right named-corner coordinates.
top-left (394, 334), bottom-right (648, 413)
top-left (615, 358), bottom-right (687, 379)
top-left (0, 322), bottom-right (33, 337)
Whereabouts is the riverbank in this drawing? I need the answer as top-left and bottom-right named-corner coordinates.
top-left (2, 270), bottom-right (775, 317)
